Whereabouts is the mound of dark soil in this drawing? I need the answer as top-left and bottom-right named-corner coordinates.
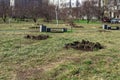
top-left (24, 34), bottom-right (49, 40)
top-left (68, 21), bottom-right (84, 28)
top-left (64, 40), bottom-right (104, 51)
top-left (73, 26), bottom-right (84, 28)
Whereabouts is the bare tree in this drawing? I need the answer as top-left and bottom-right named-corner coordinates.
top-left (0, 1), bottom-right (10, 23)
top-left (13, 5), bottom-right (28, 21)
top-left (59, 8), bottom-right (70, 22)
top-left (26, 2), bottom-right (41, 23)
top-left (81, 0), bottom-right (101, 23)
top-left (40, 3), bottom-right (55, 22)
top-left (71, 0), bottom-right (81, 19)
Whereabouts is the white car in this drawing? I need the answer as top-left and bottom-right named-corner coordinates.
top-left (110, 18), bottom-right (120, 24)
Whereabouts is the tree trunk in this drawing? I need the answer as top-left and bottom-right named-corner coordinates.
top-left (33, 18), bottom-right (37, 23)
top-left (87, 16), bottom-right (90, 23)
top-left (2, 15), bottom-right (7, 23)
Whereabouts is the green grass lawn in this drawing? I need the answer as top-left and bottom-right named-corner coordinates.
top-left (74, 19), bottom-right (101, 24)
top-left (0, 22), bottom-right (120, 80)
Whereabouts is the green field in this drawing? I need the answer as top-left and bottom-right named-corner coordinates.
top-left (0, 22), bottom-right (120, 80)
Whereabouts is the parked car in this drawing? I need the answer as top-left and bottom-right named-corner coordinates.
top-left (110, 18), bottom-right (120, 24)
top-left (102, 17), bottom-right (110, 23)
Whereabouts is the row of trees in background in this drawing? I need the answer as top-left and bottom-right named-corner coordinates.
top-left (13, 2), bottom-right (55, 23)
top-left (0, 0), bottom-right (115, 23)
top-left (0, 1), bottom-right (55, 23)
top-left (0, 1), bottom-right (11, 23)
top-left (58, 0), bottom-right (104, 23)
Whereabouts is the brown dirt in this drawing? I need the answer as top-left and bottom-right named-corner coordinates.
top-left (68, 21), bottom-right (84, 28)
top-left (64, 39), bottom-right (104, 51)
top-left (24, 34), bottom-right (49, 40)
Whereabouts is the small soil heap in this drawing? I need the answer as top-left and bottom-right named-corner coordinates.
top-left (64, 39), bottom-right (104, 51)
top-left (69, 21), bottom-right (84, 28)
top-left (24, 34), bottom-right (49, 40)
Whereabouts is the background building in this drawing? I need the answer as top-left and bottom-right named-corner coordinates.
top-left (0, 0), bottom-right (43, 7)
top-left (10, 0), bottom-right (15, 7)
top-left (107, 0), bottom-right (120, 18)
top-left (14, 0), bottom-right (42, 7)
top-left (49, 0), bottom-right (81, 8)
